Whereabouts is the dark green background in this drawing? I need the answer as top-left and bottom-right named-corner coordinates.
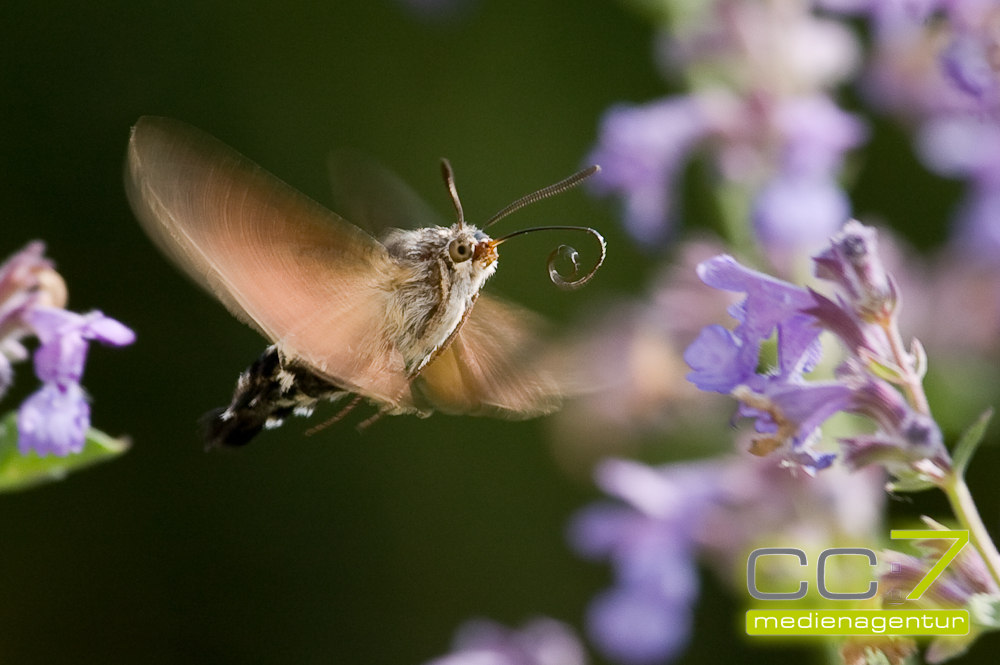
top-left (1, 1), bottom-right (997, 664)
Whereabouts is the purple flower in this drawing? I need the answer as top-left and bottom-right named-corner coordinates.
top-left (752, 97), bottom-right (865, 249)
top-left (683, 254), bottom-right (820, 394)
top-left (17, 383), bottom-right (90, 456)
top-left (875, 518), bottom-right (999, 664)
top-left (940, 33), bottom-right (999, 100)
top-left (569, 459), bottom-right (710, 664)
top-left (812, 220), bottom-right (894, 320)
top-left (571, 455), bottom-right (886, 663)
top-left (587, 0), bottom-right (867, 252)
top-left (685, 222), bottom-right (949, 475)
top-left (752, 175), bottom-right (851, 249)
top-left (586, 97), bottom-right (711, 245)
top-left (776, 96), bottom-right (867, 178)
top-left (26, 307), bottom-right (135, 384)
top-left (839, 0), bottom-right (1000, 259)
top-left (586, 588), bottom-right (691, 665)
top-left (0, 243), bottom-right (135, 457)
top-left (918, 117), bottom-right (1000, 260)
top-left (0, 242), bottom-right (65, 398)
top-left (16, 308), bottom-right (134, 457)
top-left (425, 617), bottom-right (588, 665)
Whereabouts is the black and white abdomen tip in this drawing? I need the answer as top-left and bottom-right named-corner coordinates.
top-left (200, 346), bottom-right (348, 448)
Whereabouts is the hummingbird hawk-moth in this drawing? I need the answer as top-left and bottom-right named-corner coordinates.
top-left (125, 116), bottom-right (604, 447)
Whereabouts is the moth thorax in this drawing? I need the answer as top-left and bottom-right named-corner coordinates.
top-left (383, 228), bottom-right (496, 372)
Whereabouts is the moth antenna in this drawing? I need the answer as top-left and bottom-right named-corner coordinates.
top-left (305, 393), bottom-right (364, 436)
top-left (491, 225), bottom-right (606, 290)
top-left (356, 409), bottom-right (387, 431)
top-left (483, 165), bottom-right (600, 230)
top-left (441, 158), bottom-right (465, 228)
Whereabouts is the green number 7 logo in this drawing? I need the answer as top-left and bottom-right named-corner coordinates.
top-left (890, 530), bottom-right (969, 600)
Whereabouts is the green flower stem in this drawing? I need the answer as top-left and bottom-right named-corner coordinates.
top-left (880, 315), bottom-right (930, 416)
top-left (880, 316), bottom-right (1000, 588)
top-left (942, 471), bottom-right (1000, 591)
top-left (714, 183), bottom-right (760, 260)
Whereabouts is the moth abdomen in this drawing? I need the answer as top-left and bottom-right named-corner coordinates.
top-left (201, 345), bottom-right (347, 448)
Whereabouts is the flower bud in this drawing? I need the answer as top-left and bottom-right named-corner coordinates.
top-left (813, 220), bottom-right (895, 321)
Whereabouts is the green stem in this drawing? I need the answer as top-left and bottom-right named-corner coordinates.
top-left (714, 183), bottom-right (759, 260)
top-left (879, 316), bottom-right (1000, 589)
top-left (942, 472), bottom-right (1000, 591)
top-left (880, 316), bottom-right (930, 416)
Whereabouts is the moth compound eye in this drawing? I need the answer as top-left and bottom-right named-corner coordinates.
top-left (449, 238), bottom-right (474, 263)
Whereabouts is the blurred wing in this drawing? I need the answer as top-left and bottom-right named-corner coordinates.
top-left (328, 149), bottom-right (445, 238)
top-left (414, 294), bottom-right (570, 419)
top-left (126, 116), bottom-right (411, 405)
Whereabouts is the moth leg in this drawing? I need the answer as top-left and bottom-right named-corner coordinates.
top-left (304, 393), bottom-right (364, 436)
top-left (200, 345), bottom-right (347, 448)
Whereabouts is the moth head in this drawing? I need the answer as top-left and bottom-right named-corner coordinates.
top-left (439, 158), bottom-right (605, 291)
top-left (443, 224), bottom-right (498, 289)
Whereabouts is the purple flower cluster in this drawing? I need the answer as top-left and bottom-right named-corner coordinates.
top-left (570, 454), bottom-right (884, 664)
top-left (569, 460), bottom-right (706, 664)
top-left (0, 243), bottom-right (134, 456)
top-left (832, 0), bottom-right (1000, 260)
top-left (684, 221), bottom-right (950, 476)
top-left (586, 98), bottom-right (711, 245)
top-left (586, 0), bottom-right (865, 249)
top-left (424, 617), bottom-right (588, 665)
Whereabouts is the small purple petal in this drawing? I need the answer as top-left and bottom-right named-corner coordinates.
top-left (952, 184), bottom-right (1000, 261)
top-left (940, 34), bottom-right (998, 100)
top-left (695, 256), bottom-right (815, 338)
top-left (513, 618), bottom-right (589, 665)
top-left (84, 312), bottom-right (137, 346)
top-left (25, 307), bottom-right (135, 384)
top-left (917, 117), bottom-right (1000, 181)
top-left (776, 315), bottom-right (825, 378)
top-left (788, 448), bottom-right (838, 473)
top-left (33, 325), bottom-right (89, 383)
top-left (804, 290), bottom-right (869, 353)
top-left (587, 588), bottom-right (691, 665)
top-left (775, 96), bottom-right (867, 177)
top-left (752, 175), bottom-right (851, 249)
top-left (587, 96), bottom-right (711, 245)
top-left (839, 434), bottom-right (912, 470)
top-left (17, 382), bottom-right (90, 457)
top-left (768, 382), bottom-right (855, 443)
top-left (595, 458), bottom-right (686, 519)
top-left (684, 324), bottom-right (745, 393)
top-left (568, 503), bottom-right (645, 559)
top-left (693, 255), bottom-right (821, 383)
top-left (615, 530), bottom-right (699, 602)
top-left (23, 306), bottom-right (81, 344)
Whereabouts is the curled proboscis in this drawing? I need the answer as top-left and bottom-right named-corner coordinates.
top-left (492, 225), bottom-right (606, 290)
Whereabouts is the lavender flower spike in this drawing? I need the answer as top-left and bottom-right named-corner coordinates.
top-left (685, 221), bottom-right (949, 477)
top-left (586, 96), bottom-right (710, 246)
top-left (0, 242), bottom-right (135, 458)
top-left (16, 307), bottom-right (134, 457)
top-left (569, 458), bottom-right (709, 664)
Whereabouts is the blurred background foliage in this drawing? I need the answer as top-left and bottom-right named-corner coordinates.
top-left (0, 1), bottom-right (996, 664)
